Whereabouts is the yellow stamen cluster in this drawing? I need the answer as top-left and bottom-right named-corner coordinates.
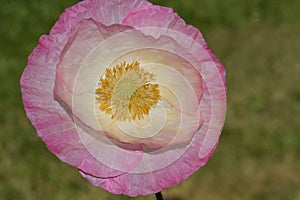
top-left (95, 61), bottom-right (160, 121)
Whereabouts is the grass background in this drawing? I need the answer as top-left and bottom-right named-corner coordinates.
top-left (1, 0), bottom-right (300, 199)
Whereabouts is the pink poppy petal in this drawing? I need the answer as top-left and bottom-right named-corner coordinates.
top-left (122, 5), bottom-right (207, 46)
top-left (49, 0), bottom-right (152, 37)
top-left (54, 19), bottom-right (132, 124)
top-left (122, 5), bottom-right (225, 80)
top-left (79, 141), bottom-right (218, 196)
top-left (66, 25), bottom-right (203, 149)
top-left (21, 0), bottom-right (152, 179)
top-left (21, 35), bottom-right (127, 178)
top-left (87, 0), bottom-right (152, 25)
top-left (122, 5), bottom-right (226, 159)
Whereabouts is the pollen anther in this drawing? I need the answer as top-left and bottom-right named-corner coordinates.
top-left (95, 61), bottom-right (160, 121)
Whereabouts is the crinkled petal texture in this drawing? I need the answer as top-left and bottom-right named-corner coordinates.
top-left (21, 0), bottom-right (226, 197)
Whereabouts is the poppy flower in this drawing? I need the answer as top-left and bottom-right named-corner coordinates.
top-left (21, 0), bottom-right (226, 197)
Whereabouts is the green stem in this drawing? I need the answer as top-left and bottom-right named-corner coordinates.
top-left (155, 192), bottom-right (164, 200)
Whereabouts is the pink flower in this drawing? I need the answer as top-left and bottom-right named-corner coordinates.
top-left (20, 0), bottom-right (226, 197)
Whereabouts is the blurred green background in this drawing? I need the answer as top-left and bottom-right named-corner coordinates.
top-left (1, 0), bottom-right (300, 199)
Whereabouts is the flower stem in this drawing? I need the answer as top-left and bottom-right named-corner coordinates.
top-left (155, 192), bottom-right (164, 200)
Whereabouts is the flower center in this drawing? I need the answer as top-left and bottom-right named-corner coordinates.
top-left (96, 61), bottom-right (160, 121)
